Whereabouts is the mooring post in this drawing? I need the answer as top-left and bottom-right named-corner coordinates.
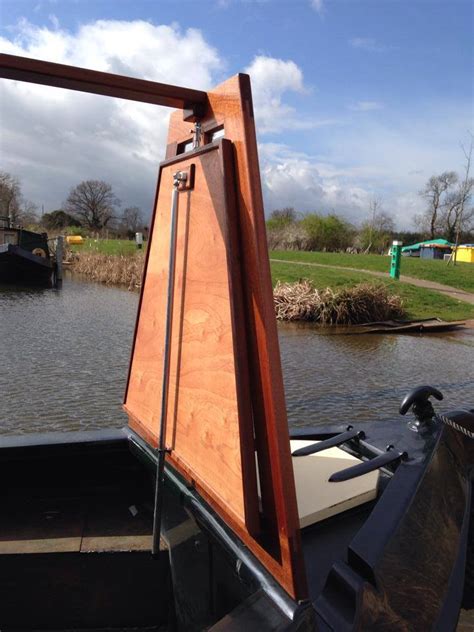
top-left (390, 240), bottom-right (402, 280)
top-left (55, 235), bottom-right (64, 286)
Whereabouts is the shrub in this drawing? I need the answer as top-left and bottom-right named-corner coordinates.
top-left (301, 213), bottom-right (354, 251)
top-left (273, 280), bottom-right (405, 325)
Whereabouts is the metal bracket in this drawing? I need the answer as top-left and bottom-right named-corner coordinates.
top-left (173, 165), bottom-right (195, 191)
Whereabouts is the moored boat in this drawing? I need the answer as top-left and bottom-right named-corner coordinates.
top-left (0, 216), bottom-right (54, 285)
top-left (0, 53), bottom-right (473, 631)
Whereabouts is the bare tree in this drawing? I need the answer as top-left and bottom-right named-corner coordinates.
top-left (417, 172), bottom-right (458, 238)
top-left (66, 180), bottom-right (120, 231)
top-left (20, 200), bottom-right (39, 226)
top-left (268, 207), bottom-right (297, 224)
top-left (362, 198), bottom-right (394, 253)
top-left (0, 171), bottom-right (21, 224)
top-left (121, 206), bottom-right (143, 234)
top-left (450, 133), bottom-right (474, 265)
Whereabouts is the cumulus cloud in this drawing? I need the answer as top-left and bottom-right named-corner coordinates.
top-left (259, 143), bottom-right (373, 223)
top-left (244, 55), bottom-right (309, 133)
top-left (0, 19), bottom-right (469, 230)
top-left (0, 19), bottom-right (221, 213)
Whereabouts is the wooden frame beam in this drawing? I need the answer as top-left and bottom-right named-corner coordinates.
top-left (0, 53), bottom-right (207, 119)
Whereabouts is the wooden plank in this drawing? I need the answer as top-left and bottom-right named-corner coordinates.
top-left (164, 75), bottom-right (307, 601)
top-left (124, 141), bottom-right (260, 534)
top-left (0, 53), bottom-right (207, 114)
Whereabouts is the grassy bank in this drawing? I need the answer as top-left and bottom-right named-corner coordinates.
top-left (70, 238), bottom-right (140, 256)
top-left (271, 250), bottom-right (474, 293)
top-left (68, 241), bottom-right (474, 322)
top-left (270, 261), bottom-right (474, 321)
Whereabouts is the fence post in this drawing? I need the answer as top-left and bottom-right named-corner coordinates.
top-left (55, 235), bottom-right (63, 286)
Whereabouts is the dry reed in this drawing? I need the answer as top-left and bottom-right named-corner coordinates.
top-left (71, 251), bottom-right (145, 291)
top-left (71, 254), bottom-right (405, 325)
top-left (273, 280), bottom-right (405, 325)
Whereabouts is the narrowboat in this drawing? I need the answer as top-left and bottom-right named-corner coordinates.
top-left (0, 216), bottom-right (55, 285)
top-left (0, 53), bottom-right (473, 631)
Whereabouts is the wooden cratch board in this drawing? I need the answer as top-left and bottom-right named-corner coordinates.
top-left (124, 141), bottom-right (259, 534)
top-left (126, 74), bottom-right (307, 601)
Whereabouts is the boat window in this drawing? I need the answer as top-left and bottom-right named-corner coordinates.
top-left (176, 139), bottom-right (194, 155)
top-left (206, 125), bottom-right (225, 143)
top-left (2, 232), bottom-right (18, 245)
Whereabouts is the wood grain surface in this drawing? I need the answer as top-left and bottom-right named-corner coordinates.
top-left (125, 142), bottom-right (260, 534)
top-left (0, 53), bottom-right (207, 112)
top-left (163, 74), bottom-right (307, 601)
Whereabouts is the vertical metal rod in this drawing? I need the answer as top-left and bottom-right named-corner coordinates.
top-left (55, 236), bottom-right (63, 287)
top-left (152, 170), bottom-right (186, 556)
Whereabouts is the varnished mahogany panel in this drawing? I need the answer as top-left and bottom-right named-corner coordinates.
top-left (165, 75), bottom-right (307, 601)
top-left (124, 141), bottom-right (259, 534)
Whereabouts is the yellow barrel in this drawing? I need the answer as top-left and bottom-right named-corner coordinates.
top-left (66, 235), bottom-right (84, 246)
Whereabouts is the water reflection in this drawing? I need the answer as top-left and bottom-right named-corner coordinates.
top-left (279, 322), bottom-right (474, 434)
top-left (0, 279), bottom-right (138, 434)
top-left (0, 278), bottom-right (472, 438)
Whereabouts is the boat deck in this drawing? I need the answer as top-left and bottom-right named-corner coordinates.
top-left (302, 501), bottom-right (376, 604)
top-left (0, 431), bottom-right (171, 630)
top-left (0, 493), bottom-right (154, 555)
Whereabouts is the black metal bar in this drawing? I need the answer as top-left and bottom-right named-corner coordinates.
top-left (292, 428), bottom-right (364, 457)
top-left (329, 448), bottom-right (407, 482)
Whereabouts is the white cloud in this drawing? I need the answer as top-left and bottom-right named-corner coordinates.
top-left (348, 101), bottom-right (384, 111)
top-left (259, 143), bottom-right (373, 223)
top-left (0, 19), bottom-right (469, 231)
top-left (0, 19), bottom-right (221, 214)
top-left (349, 37), bottom-right (391, 53)
top-left (310, 0), bottom-right (325, 14)
top-left (258, 101), bottom-right (472, 229)
top-left (244, 55), bottom-right (312, 133)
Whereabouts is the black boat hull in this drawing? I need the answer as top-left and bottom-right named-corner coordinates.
top-left (0, 424), bottom-right (472, 631)
top-left (0, 244), bottom-right (54, 286)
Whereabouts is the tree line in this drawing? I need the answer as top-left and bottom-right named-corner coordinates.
top-left (267, 165), bottom-right (474, 253)
top-left (2, 160), bottom-right (473, 251)
top-left (0, 173), bottom-right (145, 238)
top-left (266, 206), bottom-right (397, 253)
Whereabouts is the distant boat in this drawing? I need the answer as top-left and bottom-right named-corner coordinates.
top-left (0, 216), bottom-right (54, 286)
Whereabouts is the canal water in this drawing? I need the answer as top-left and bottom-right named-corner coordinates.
top-left (1, 277), bottom-right (473, 442)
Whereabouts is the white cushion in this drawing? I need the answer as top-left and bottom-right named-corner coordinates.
top-left (290, 439), bottom-right (379, 528)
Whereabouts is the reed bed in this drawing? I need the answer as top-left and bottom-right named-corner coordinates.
top-left (71, 251), bottom-right (145, 291)
top-left (71, 253), bottom-right (405, 325)
top-left (273, 280), bottom-right (405, 325)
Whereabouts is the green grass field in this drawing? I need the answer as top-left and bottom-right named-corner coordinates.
top-left (70, 238), bottom-right (140, 256)
top-left (69, 239), bottom-right (474, 321)
top-left (270, 250), bottom-right (474, 293)
top-left (270, 261), bottom-right (474, 322)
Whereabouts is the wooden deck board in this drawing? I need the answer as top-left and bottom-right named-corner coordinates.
top-left (0, 495), bottom-right (154, 554)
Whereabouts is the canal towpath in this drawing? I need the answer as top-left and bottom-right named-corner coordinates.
top-left (270, 258), bottom-right (474, 305)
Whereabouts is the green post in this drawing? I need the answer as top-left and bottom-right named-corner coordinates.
top-left (390, 240), bottom-right (402, 280)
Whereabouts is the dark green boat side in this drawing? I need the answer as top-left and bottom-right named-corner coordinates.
top-left (0, 219), bottom-right (54, 286)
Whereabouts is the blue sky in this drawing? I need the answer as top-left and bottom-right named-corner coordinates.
top-left (0, 0), bottom-right (472, 228)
